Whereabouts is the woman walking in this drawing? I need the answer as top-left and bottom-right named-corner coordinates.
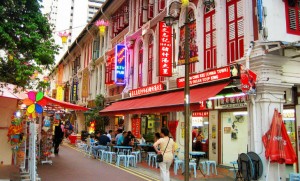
top-left (153, 128), bottom-right (175, 181)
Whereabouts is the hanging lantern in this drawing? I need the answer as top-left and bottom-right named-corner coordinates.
top-left (95, 19), bottom-right (109, 35)
top-left (182, 0), bottom-right (189, 7)
top-left (58, 31), bottom-right (69, 44)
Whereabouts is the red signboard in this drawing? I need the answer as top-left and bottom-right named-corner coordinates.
top-left (129, 83), bottom-right (165, 97)
top-left (176, 65), bottom-right (239, 88)
top-left (105, 55), bottom-right (115, 84)
top-left (240, 65), bottom-right (257, 93)
top-left (192, 111), bottom-right (209, 117)
top-left (158, 21), bottom-right (172, 77)
top-left (131, 118), bottom-right (141, 138)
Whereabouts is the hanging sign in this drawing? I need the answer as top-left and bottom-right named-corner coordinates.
top-left (131, 118), bottom-right (141, 138)
top-left (178, 21), bottom-right (198, 65)
top-left (71, 81), bottom-right (78, 102)
top-left (115, 44), bottom-right (126, 85)
top-left (82, 68), bottom-right (89, 98)
top-left (105, 55), bottom-right (115, 84)
top-left (176, 64), bottom-right (240, 88)
top-left (129, 82), bottom-right (165, 97)
top-left (56, 85), bottom-right (64, 101)
top-left (192, 111), bottom-right (209, 117)
top-left (158, 21), bottom-right (172, 77)
top-left (240, 65), bottom-right (257, 94)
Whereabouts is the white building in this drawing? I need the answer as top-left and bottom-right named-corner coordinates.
top-left (41, 0), bottom-right (105, 62)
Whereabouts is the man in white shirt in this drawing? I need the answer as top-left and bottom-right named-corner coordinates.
top-left (107, 130), bottom-right (113, 141)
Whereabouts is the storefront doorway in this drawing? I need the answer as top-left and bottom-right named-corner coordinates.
top-left (221, 111), bottom-right (248, 165)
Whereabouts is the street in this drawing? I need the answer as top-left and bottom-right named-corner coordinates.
top-left (38, 144), bottom-right (156, 181)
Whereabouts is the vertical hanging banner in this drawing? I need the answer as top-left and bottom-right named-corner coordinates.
top-left (115, 44), bottom-right (126, 85)
top-left (131, 118), bottom-right (141, 138)
top-left (56, 85), bottom-right (64, 101)
top-left (158, 21), bottom-right (172, 77)
top-left (82, 68), bottom-right (89, 98)
top-left (71, 80), bottom-right (78, 101)
top-left (178, 21), bottom-right (198, 65)
top-left (105, 55), bottom-right (115, 84)
top-left (57, 64), bottom-right (64, 85)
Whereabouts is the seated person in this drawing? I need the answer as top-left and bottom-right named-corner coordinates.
top-left (194, 135), bottom-right (202, 151)
top-left (123, 131), bottom-right (135, 146)
top-left (117, 131), bottom-right (127, 146)
top-left (92, 131), bottom-right (110, 157)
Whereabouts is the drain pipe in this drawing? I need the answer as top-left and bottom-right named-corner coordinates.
top-left (246, 41), bottom-right (254, 69)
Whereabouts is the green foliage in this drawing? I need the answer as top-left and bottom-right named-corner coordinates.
top-left (85, 94), bottom-right (109, 131)
top-left (0, 0), bottom-right (59, 88)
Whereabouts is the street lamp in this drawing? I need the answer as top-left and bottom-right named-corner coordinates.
top-left (164, 1), bottom-right (191, 180)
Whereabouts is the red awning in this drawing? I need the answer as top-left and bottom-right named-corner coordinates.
top-left (43, 96), bottom-right (89, 111)
top-left (100, 81), bottom-right (230, 115)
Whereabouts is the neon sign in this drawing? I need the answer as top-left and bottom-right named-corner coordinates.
top-left (115, 44), bottom-right (126, 85)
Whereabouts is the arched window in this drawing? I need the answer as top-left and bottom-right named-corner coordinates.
top-left (148, 35), bottom-right (153, 85)
top-left (226, 0), bottom-right (244, 63)
top-left (204, 6), bottom-right (216, 70)
top-left (138, 42), bottom-right (143, 87)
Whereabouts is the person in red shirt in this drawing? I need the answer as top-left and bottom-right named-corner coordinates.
top-left (192, 127), bottom-right (198, 141)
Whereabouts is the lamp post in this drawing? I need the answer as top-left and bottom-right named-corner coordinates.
top-left (164, 1), bottom-right (190, 180)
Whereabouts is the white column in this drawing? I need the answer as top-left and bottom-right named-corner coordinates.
top-left (245, 45), bottom-right (293, 181)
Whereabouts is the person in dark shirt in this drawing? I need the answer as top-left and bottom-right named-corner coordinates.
top-left (123, 131), bottom-right (135, 146)
top-left (98, 131), bottom-right (110, 145)
top-left (92, 131), bottom-right (110, 158)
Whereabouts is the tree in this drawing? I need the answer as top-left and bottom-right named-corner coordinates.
top-left (0, 0), bottom-right (59, 88)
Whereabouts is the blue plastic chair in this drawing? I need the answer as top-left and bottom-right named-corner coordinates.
top-left (105, 152), bottom-right (116, 163)
top-left (126, 155), bottom-right (136, 167)
top-left (116, 155), bottom-right (127, 167)
top-left (206, 160), bottom-right (218, 175)
top-left (174, 159), bottom-right (184, 175)
top-left (290, 173), bottom-right (300, 181)
top-left (131, 150), bottom-right (141, 163)
top-left (147, 152), bottom-right (156, 166)
top-left (182, 162), bottom-right (197, 178)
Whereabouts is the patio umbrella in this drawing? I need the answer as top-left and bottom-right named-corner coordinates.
top-left (262, 109), bottom-right (297, 164)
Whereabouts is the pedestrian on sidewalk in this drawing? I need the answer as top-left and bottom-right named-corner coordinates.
top-left (53, 121), bottom-right (64, 154)
top-left (153, 128), bottom-right (175, 181)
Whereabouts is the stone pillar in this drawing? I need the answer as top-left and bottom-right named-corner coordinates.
top-left (245, 45), bottom-right (293, 180)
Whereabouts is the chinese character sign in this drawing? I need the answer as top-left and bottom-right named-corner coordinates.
top-left (105, 55), bottom-right (115, 84)
top-left (159, 22), bottom-right (172, 77)
top-left (178, 21), bottom-right (198, 65)
top-left (71, 81), bottom-right (78, 101)
top-left (115, 44), bottom-right (126, 85)
top-left (131, 118), bottom-right (141, 138)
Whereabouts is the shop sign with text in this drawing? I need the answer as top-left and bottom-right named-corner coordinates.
top-left (105, 55), bottom-right (115, 84)
top-left (115, 44), bottom-right (126, 85)
top-left (192, 111), bottom-right (209, 117)
top-left (129, 83), bottom-right (165, 97)
top-left (216, 95), bottom-right (248, 109)
top-left (176, 64), bottom-right (240, 88)
top-left (158, 22), bottom-right (172, 77)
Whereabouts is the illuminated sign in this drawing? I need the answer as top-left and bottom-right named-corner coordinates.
top-left (176, 64), bottom-right (240, 88)
top-left (192, 111), bottom-right (209, 117)
top-left (129, 83), bottom-right (165, 97)
top-left (115, 44), bottom-right (126, 85)
top-left (105, 55), bottom-right (115, 84)
top-left (158, 21), bottom-right (172, 77)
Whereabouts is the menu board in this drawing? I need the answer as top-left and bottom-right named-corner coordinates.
top-left (131, 118), bottom-right (141, 138)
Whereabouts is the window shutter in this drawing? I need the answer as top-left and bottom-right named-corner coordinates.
top-left (204, 10), bottom-right (216, 70)
top-left (285, 0), bottom-right (300, 35)
top-left (148, 0), bottom-right (154, 19)
top-left (226, 0), bottom-right (244, 64)
top-left (159, 0), bottom-right (165, 12)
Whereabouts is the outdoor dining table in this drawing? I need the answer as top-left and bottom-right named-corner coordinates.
top-left (113, 146), bottom-right (133, 154)
top-left (189, 151), bottom-right (206, 169)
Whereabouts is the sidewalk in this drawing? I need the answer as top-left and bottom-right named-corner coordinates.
top-left (68, 142), bottom-right (235, 181)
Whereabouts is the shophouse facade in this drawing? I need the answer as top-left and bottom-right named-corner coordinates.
top-left (49, 0), bottom-right (300, 180)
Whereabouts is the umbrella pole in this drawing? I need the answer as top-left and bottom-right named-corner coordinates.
top-left (278, 163), bottom-right (280, 181)
top-left (266, 159), bottom-right (270, 181)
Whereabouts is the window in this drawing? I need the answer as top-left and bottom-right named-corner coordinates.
top-left (148, 0), bottom-right (154, 19)
top-left (158, 0), bottom-right (165, 12)
top-left (226, 0), bottom-right (244, 64)
top-left (204, 8), bottom-right (216, 70)
top-left (285, 0), bottom-right (300, 35)
top-left (148, 36), bottom-right (153, 85)
top-left (138, 42), bottom-right (143, 87)
top-left (92, 35), bottom-right (100, 60)
top-left (73, 56), bottom-right (81, 75)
